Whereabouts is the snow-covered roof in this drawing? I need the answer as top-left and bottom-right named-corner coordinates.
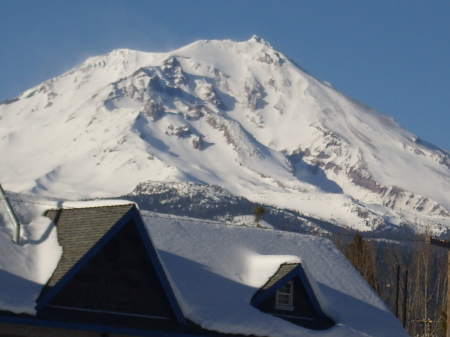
top-left (0, 200), bottom-right (407, 337)
top-left (142, 211), bottom-right (407, 337)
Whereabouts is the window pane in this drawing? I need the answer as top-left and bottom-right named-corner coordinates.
top-left (278, 284), bottom-right (291, 294)
top-left (276, 282), bottom-right (293, 308)
top-left (278, 294), bottom-right (290, 304)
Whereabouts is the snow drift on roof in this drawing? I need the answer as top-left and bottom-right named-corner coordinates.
top-left (142, 212), bottom-right (408, 337)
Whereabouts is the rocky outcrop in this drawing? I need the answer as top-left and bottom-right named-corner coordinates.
top-left (142, 101), bottom-right (165, 121)
top-left (192, 136), bottom-right (204, 150)
top-left (243, 78), bottom-right (267, 112)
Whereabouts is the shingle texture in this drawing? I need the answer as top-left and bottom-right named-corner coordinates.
top-left (44, 204), bottom-right (135, 288)
top-left (261, 263), bottom-right (299, 291)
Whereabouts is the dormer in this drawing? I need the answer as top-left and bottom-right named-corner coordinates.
top-left (251, 263), bottom-right (334, 330)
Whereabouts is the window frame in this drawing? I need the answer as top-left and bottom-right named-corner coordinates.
top-left (275, 280), bottom-right (294, 311)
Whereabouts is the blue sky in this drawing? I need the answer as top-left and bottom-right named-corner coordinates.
top-left (1, 1), bottom-right (449, 151)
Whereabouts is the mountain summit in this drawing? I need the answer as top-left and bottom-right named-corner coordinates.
top-left (1, 37), bottom-right (449, 233)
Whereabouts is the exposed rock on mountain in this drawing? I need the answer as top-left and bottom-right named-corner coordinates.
top-left (1, 36), bottom-right (449, 233)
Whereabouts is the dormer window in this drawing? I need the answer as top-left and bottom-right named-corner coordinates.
top-left (275, 281), bottom-right (294, 311)
top-left (251, 263), bottom-right (335, 330)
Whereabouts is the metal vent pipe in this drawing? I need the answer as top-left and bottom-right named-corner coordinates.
top-left (0, 183), bottom-right (20, 244)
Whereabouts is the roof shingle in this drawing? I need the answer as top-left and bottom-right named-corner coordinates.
top-left (43, 204), bottom-right (135, 288)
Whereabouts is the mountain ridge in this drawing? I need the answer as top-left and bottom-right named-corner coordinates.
top-left (1, 36), bottom-right (449, 234)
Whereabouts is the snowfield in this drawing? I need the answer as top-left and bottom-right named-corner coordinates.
top-left (0, 36), bottom-right (449, 234)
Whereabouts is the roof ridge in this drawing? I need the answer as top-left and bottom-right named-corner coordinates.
top-left (44, 203), bottom-right (135, 212)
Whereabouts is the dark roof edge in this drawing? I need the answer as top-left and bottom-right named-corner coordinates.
top-left (132, 209), bottom-right (187, 325)
top-left (0, 313), bottom-right (206, 337)
top-left (43, 203), bottom-right (136, 214)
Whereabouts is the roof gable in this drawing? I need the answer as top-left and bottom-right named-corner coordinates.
top-left (43, 204), bottom-right (135, 289)
top-left (255, 263), bottom-right (299, 295)
top-left (36, 205), bottom-right (185, 325)
top-left (252, 263), bottom-right (332, 330)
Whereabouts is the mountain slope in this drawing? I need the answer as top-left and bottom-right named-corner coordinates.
top-left (1, 36), bottom-right (449, 233)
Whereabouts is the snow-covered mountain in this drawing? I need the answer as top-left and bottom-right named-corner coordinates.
top-left (1, 36), bottom-right (449, 233)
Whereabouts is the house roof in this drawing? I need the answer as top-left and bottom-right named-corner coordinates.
top-left (143, 212), bottom-right (409, 337)
top-left (43, 204), bottom-right (135, 288)
top-left (0, 202), bottom-right (408, 337)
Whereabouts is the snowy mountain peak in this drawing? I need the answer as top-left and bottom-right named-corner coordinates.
top-left (249, 35), bottom-right (271, 46)
top-left (1, 38), bottom-right (450, 234)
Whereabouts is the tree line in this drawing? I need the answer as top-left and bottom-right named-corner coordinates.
top-left (334, 230), bottom-right (448, 337)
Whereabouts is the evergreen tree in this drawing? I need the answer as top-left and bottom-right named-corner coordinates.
top-left (346, 232), bottom-right (379, 292)
top-left (253, 206), bottom-right (265, 227)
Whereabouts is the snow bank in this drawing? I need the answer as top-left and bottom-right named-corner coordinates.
top-left (0, 193), bottom-right (134, 314)
top-left (0, 195), bottom-right (62, 314)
